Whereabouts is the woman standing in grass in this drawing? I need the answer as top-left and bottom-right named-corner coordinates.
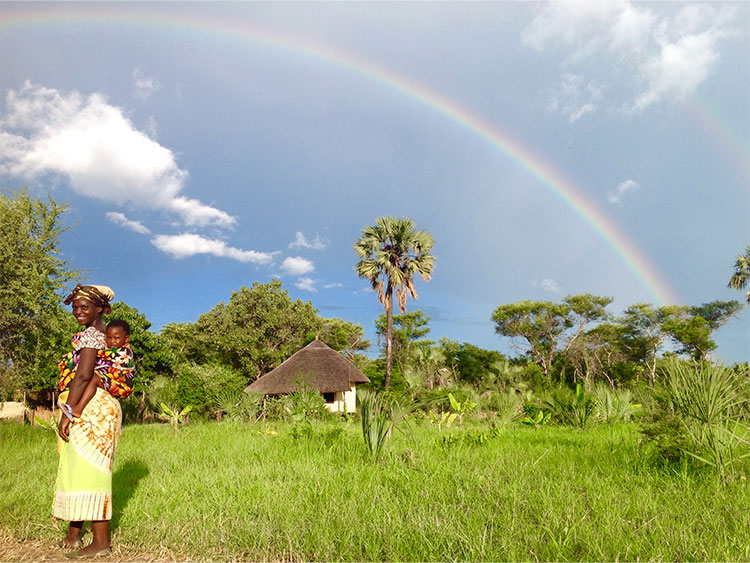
top-left (55, 284), bottom-right (121, 559)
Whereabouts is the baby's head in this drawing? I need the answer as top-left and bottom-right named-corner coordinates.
top-left (106, 319), bottom-right (131, 348)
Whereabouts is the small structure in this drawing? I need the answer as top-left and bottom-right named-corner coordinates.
top-left (244, 339), bottom-right (370, 413)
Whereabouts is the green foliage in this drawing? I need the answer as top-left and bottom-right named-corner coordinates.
top-left (159, 403), bottom-right (192, 434)
top-left (491, 294), bottom-right (612, 379)
top-left (0, 189), bottom-right (80, 395)
top-left (187, 281), bottom-right (322, 378)
top-left (728, 245), bottom-right (750, 303)
top-left (283, 384), bottom-right (330, 423)
top-left (447, 391), bottom-right (476, 425)
top-left (664, 360), bottom-right (750, 480)
top-left (439, 339), bottom-right (507, 386)
top-left (354, 216), bottom-right (435, 387)
top-left (544, 384), bottom-right (596, 428)
top-left (358, 388), bottom-right (414, 461)
top-left (375, 310), bottom-right (432, 373)
top-left (593, 384), bottom-right (637, 424)
top-left (214, 389), bottom-right (262, 422)
top-left (174, 363), bottom-right (246, 419)
top-left (316, 317), bottom-right (370, 354)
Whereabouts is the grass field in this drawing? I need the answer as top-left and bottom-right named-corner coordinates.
top-left (2, 419), bottom-right (749, 561)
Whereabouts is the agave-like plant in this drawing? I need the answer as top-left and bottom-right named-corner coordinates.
top-left (358, 388), bottom-right (414, 461)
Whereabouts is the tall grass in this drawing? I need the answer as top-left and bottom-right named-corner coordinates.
top-left (2, 420), bottom-right (750, 561)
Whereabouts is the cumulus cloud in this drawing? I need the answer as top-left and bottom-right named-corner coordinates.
top-left (133, 68), bottom-right (161, 99)
top-left (151, 233), bottom-right (274, 263)
top-left (523, 2), bottom-right (736, 114)
top-left (0, 82), bottom-right (234, 227)
top-left (281, 256), bottom-right (315, 276)
top-left (106, 211), bottom-right (151, 234)
top-left (608, 179), bottom-right (642, 205)
top-left (295, 278), bottom-right (317, 292)
top-left (288, 231), bottom-right (328, 250)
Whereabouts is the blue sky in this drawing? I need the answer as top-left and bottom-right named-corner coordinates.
top-left (1, 2), bottom-right (748, 363)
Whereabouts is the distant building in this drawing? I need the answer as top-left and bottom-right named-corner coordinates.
top-left (244, 339), bottom-right (370, 413)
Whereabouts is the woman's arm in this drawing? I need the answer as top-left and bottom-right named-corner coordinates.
top-left (57, 347), bottom-right (98, 441)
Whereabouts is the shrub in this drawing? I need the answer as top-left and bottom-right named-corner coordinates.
top-left (593, 384), bottom-right (635, 424)
top-left (174, 363), bottom-right (246, 418)
top-left (544, 384), bottom-right (596, 428)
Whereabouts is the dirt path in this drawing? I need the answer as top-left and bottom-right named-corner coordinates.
top-left (0, 531), bottom-right (184, 562)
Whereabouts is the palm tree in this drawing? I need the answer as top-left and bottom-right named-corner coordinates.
top-left (354, 217), bottom-right (435, 387)
top-left (728, 246), bottom-right (750, 304)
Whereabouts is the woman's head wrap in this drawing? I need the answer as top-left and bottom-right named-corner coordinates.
top-left (64, 284), bottom-right (115, 314)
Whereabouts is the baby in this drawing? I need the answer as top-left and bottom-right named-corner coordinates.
top-left (60, 319), bottom-right (135, 421)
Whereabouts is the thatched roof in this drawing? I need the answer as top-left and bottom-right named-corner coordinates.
top-left (244, 339), bottom-right (370, 396)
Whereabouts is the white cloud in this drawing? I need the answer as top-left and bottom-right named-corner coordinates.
top-left (0, 82), bottom-right (234, 227)
top-left (288, 231), bottom-right (328, 250)
top-left (281, 256), bottom-right (315, 276)
top-left (106, 211), bottom-right (151, 234)
top-left (541, 279), bottom-right (562, 293)
top-left (548, 74), bottom-right (603, 122)
top-left (151, 233), bottom-right (274, 263)
top-left (608, 179), bottom-right (642, 205)
top-left (295, 278), bottom-right (317, 292)
top-left (523, 2), bottom-right (736, 114)
top-left (133, 68), bottom-right (161, 99)
top-left (323, 282), bottom-right (343, 289)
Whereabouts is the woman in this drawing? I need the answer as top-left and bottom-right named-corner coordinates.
top-left (55, 284), bottom-right (121, 559)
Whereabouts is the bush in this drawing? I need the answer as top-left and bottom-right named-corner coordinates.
top-left (172, 363), bottom-right (246, 419)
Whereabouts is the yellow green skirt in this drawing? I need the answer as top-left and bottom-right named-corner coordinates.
top-left (53, 388), bottom-right (122, 521)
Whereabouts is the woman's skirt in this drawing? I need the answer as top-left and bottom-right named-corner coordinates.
top-left (53, 388), bottom-right (122, 521)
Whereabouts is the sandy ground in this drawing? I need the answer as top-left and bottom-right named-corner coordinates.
top-left (0, 530), bottom-right (187, 562)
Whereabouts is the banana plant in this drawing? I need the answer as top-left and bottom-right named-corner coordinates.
top-left (428, 409), bottom-right (457, 431)
top-left (448, 392), bottom-right (476, 425)
top-left (160, 403), bottom-right (192, 435)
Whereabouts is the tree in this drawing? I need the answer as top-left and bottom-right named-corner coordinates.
top-left (0, 189), bottom-right (79, 395)
top-left (661, 300), bottom-right (742, 363)
top-left (619, 303), bottom-right (672, 383)
top-left (375, 310), bottom-right (432, 374)
top-left (191, 280), bottom-right (321, 379)
top-left (728, 246), bottom-right (750, 304)
top-left (317, 317), bottom-right (370, 357)
top-left (354, 217), bottom-right (435, 387)
top-left (491, 294), bottom-right (611, 380)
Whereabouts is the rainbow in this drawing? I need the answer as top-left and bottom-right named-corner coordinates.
top-left (1, 5), bottom-right (686, 305)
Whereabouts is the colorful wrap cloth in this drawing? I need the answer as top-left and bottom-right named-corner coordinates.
top-left (54, 388), bottom-right (122, 521)
top-left (54, 326), bottom-right (122, 522)
top-left (58, 331), bottom-right (135, 398)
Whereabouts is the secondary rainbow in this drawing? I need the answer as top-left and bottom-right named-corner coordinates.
top-left (1, 6), bottom-right (683, 305)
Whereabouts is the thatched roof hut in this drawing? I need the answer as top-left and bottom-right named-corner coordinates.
top-left (244, 339), bottom-right (370, 396)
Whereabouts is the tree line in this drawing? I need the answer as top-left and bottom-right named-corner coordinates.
top-left (1, 189), bottom-right (747, 419)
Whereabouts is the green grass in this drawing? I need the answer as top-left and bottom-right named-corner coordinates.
top-left (2, 419), bottom-right (750, 561)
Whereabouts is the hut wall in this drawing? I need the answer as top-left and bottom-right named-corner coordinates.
top-left (322, 384), bottom-right (357, 414)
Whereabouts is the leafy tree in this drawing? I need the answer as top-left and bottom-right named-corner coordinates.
top-left (316, 317), bottom-right (370, 356)
top-left (491, 294), bottom-right (611, 380)
top-left (619, 303), bottom-right (672, 383)
top-left (0, 189), bottom-right (80, 395)
top-left (728, 246), bottom-right (750, 304)
top-left (192, 280), bottom-right (321, 380)
top-left (438, 339), bottom-right (506, 386)
top-left (354, 217), bottom-right (435, 387)
top-left (375, 310), bottom-right (432, 374)
top-left (661, 301), bottom-right (742, 363)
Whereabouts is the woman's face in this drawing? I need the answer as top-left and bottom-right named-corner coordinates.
top-left (71, 298), bottom-right (102, 327)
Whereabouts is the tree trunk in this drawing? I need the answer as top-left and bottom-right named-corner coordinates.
top-left (385, 288), bottom-right (393, 387)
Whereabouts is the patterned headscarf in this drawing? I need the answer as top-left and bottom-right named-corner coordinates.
top-left (64, 284), bottom-right (115, 314)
